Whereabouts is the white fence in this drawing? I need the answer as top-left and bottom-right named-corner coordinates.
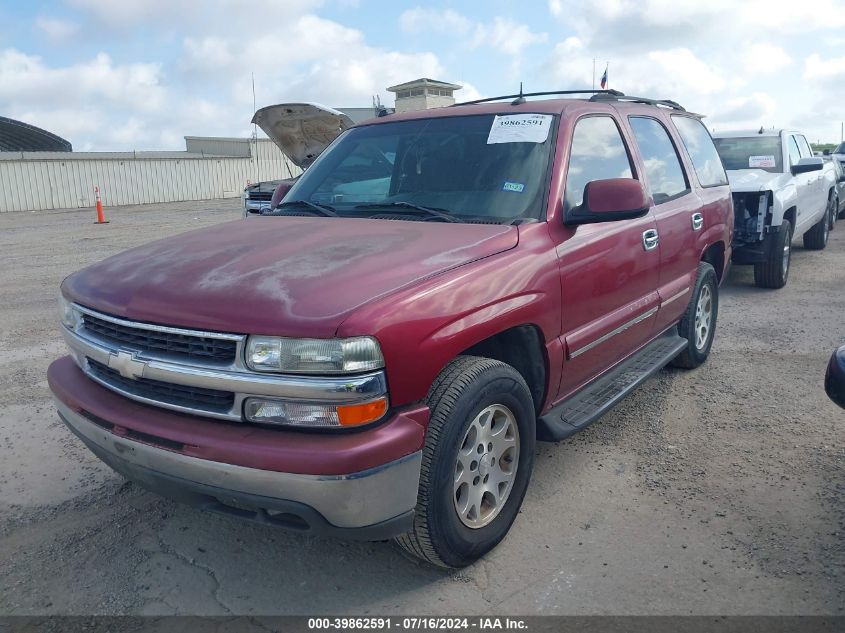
top-left (0, 138), bottom-right (300, 213)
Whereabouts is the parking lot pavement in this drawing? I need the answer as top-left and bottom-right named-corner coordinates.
top-left (0, 200), bottom-right (842, 615)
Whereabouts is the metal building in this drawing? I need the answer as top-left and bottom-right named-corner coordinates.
top-left (0, 137), bottom-right (300, 213)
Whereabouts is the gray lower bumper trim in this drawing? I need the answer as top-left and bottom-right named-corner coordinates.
top-left (56, 399), bottom-right (421, 531)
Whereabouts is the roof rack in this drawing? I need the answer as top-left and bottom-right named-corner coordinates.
top-left (454, 88), bottom-right (686, 112)
top-left (588, 93), bottom-right (686, 111)
top-left (455, 89), bottom-right (624, 106)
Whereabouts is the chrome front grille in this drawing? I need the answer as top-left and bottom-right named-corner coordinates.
top-left (80, 311), bottom-right (238, 365)
top-left (62, 303), bottom-right (388, 422)
top-left (87, 359), bottom-right (236, 414)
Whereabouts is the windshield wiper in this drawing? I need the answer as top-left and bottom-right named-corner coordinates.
top-left (353, 202), bottom-right (459, 223)
top-left (263, 200), bottom-right (338, 217)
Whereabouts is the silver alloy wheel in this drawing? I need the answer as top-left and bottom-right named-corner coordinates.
top-left (453, 404), bottom-right (520, 529)
top-left (694, 284), bottom-right (713, 351)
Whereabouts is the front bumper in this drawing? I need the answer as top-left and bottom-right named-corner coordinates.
top-left (49, 356), bottom-right (427, 539)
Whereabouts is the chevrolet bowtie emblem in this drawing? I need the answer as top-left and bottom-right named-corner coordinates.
top-left (107, 350), bottom-right (147, 380)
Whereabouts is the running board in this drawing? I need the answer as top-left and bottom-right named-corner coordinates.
top-left (537, 330), bottom-right (688, 441)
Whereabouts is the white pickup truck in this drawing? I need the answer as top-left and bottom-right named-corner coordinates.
top-left (713, 129), bottom-right (837, 288)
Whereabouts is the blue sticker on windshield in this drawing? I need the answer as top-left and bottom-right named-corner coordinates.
top-left (502, 181), bottom-right (525, 193)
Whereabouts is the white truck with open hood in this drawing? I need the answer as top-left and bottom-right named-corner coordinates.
top-left (242, 103), bottom-right (355, 216)
top-left (713, 129), bottom-right (837, 288)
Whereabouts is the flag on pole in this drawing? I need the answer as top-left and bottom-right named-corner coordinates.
top-left (600, 64), bottom-right (608, 89)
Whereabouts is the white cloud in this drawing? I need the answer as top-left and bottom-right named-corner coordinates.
top-left (455, 80), bottom-right (483, 103)
top-left (741, 43), bottom-right (792, 75)
top-left (67, 0), bottom-right (324, 27)
top-left (180, 14), bottom-right (444, 108)
top-left (34, 16), bottom-right (80, 41)
top-left (803, 53), bottom-right (845, 80)
top-left (709, 93), bottom-right (777, 127)
top-left (541, 0), bottom-right (845, 142)
top-left (399, 7), bottom-right (473, 34)
top-left (645, 49), bottom-right (725, 95)
top-left (470, 18), bottom-right (548, 56)
top-left (0, 49), bottom-right (165, 111)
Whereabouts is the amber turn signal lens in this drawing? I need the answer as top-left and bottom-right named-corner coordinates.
top-left (336, 398), bottom-right (388, 427)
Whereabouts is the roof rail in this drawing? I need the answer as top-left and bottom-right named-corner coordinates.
top-left (455, 89), bottom-right (625, 106)
top-left (589, 93), bottom-right (686, 111)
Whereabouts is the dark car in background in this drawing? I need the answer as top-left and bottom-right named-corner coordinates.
top-left (829, 156), bottom-right (845, 225)
top-left (831, 141), bottom-right (845, 167)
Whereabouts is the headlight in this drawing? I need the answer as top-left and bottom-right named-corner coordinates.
top-left (244, 396), bottom-right (388, 428)
top-left (58, 293), bottom-right (80, 330)
top-left (245, 336), bottom-right (384, 374)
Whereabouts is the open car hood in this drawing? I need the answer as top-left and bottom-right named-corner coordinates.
top-left (251, 103), bottom-right (354, 169)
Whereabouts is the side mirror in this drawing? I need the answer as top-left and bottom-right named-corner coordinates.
top-left (566, 178), bottom-right (651, 225)
top-left (791, 157), bottom-right (824, 175)
top-left (823, 149), bottom-right (830, 156)
top-left (825, 346), bottom-right (845, 409)
top-left (270, 180), bottom-right (294, 209)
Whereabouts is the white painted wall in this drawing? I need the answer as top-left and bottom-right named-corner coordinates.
top-left (0, 138), bottom-right (300, 213)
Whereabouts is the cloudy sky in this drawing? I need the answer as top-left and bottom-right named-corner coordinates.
top-left (2, 0), bottom-right (844, 151)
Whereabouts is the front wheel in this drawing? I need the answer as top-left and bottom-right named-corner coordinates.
top-left (671, 262), bottom-right (718, 369)
top-left (394, 356), bottom-right (536, 568)
top-left (754, 220), bottom-right (792, 289)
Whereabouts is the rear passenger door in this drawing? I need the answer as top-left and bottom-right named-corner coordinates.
top-left (626, 115), bottom-right (697, 331)
top-left (796, 134), bottom-right (825, 228)
top-left (788, 134), bottom-right (815, 233)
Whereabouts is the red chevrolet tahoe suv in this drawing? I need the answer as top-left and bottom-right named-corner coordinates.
top-left (49, 90), bottom-right (732, 568)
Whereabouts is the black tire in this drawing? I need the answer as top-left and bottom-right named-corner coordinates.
top-left (754, 219), bottom-right (792, 289)
top-left (803, 204), bottom-right (830, 250)
top-left (829, 194), bottom-right (837, 230)
top-left (394, 356), bottom-right (536, 568)
top-left (671, 262), bottom-right (718, 369)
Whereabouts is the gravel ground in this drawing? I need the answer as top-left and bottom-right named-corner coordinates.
top-left (0, 200), bottom-right (842, 615)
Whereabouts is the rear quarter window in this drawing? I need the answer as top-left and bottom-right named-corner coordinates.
top-left (671, 116), bottom-right (728, 188)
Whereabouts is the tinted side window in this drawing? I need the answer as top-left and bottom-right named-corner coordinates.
top-left (629, 117), bottom-right (689, 203)
top-left (787, 136), bottom-right (801, 167)
top-left (796, 135), bottom-right (813, 158)
top-left (564, 116), bottom-right (634, 212)
top-left (671, 116), bottom-right (728, 187)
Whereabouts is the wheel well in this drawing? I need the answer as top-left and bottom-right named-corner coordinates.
top-left (701, 241), bottom-right (726, 282)
top-left (783, 206), bottom-right (796, 229)
top-left (460, 325), bottom-right (546, 414)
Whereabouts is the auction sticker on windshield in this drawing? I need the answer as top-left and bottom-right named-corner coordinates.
top-left (487, 114), bottom-right (552, 144)
top-left (749, 155), bottom-right (776, 168)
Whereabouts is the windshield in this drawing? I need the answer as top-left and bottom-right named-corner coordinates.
top-left (713, 136), bottom-right (783, 173)
top-left (835, 142), bottom-right (845, 154)
top-left (282, 113), bottom-right (557, 223)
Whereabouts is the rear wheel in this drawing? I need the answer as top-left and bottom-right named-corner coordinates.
top-left (754, 220), bottom-right (792, 289)
top-left (394, 356), bottom-right (535, 568)
top-left (829, 194), bottom-right (838, 230)
top-left (804, 203), bottom-right (830, 250)
top-left (671, 262), bottom-right (718, 369)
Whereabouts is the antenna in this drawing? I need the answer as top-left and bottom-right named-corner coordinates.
top-left (252, 72), bottom-right (260, 184)
top-left (511, 82), bottom-right (526, 106)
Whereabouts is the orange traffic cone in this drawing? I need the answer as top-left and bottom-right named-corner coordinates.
top-left (94, 186), bottom-right (109, 224)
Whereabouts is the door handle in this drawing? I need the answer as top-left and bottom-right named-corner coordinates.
top-left (642, 229), bottom-right (659, 251)
top-left (691, 212), bottom-right (704, 231)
